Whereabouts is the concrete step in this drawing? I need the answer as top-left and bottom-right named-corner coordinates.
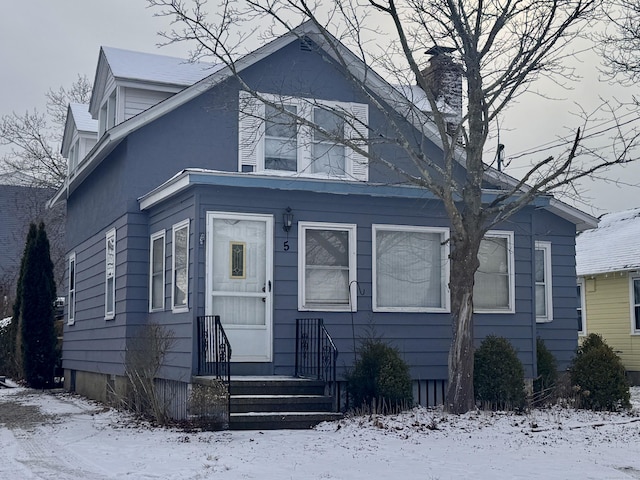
top-left (229, 411), bottom-right (343, 430)
top-left (231, 394), bottom-right (333, 413)
top-left (230, 377), bottom-right (326, 396)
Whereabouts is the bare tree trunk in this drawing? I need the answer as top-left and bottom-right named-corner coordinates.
top-left (446, 231), bottom-right (481, 413)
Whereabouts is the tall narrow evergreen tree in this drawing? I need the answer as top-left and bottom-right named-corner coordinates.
top-left (9, 223), bottom-right (38, 379)
top-left (19, 222), bottom-right (56, 388)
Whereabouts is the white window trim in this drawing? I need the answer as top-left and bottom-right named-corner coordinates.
top-left (474, 230), bottom-right (515, 314)
top-left (149, 230), bottom-right (166, 312)
top-left (535, 241), bottom-right (553, 323)
top-left (372, 224), bottom-right (450, 313)
top-left (238, 91), bottom-right (368, 181)
top-left (630, 275), bottom-right (640, 335)
top-left (105, 228), bottom-right (116, 320)
top-left (298, 221), bottom-right (357, 312)
top-left (577, 277), bottom-right (587, 336)
top-left (68, 252), bottom-right (76, 326)
top-left (172, 219), bottom-right (190, 313)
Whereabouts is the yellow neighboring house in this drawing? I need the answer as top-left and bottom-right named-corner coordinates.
top-left (576, 207), bottom-right (640, 384)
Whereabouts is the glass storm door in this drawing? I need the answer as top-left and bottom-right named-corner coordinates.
top-left (206, 212), bottom-right (273, 362)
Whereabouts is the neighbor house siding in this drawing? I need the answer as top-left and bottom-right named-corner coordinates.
top-left (582, 273), bottom-right (640, 372)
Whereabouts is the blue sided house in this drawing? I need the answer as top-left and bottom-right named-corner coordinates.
top-left (52, 21), bottom-right (596, 428)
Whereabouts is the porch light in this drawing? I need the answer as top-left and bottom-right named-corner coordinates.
top-left (282, 207), bottom-right (294, 233)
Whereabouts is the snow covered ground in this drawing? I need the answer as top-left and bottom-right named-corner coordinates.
top-left (2, 384), bottom-right (640, 479)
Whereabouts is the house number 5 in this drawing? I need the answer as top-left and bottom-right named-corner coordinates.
top-left (283, 240), bottom-right (290, 251)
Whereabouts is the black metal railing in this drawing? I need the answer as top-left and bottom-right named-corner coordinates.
top-left (295, 318), bottom-right (339, 410)
top-left (197, 315), bottom-right (232, 384)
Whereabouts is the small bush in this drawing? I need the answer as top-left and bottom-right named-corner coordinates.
top-left (533, 338), bottom-right (558, 405)
top-left (346, 338), bottom-right (413, 411)
top-left (474, 336), bottom-right (525, 411)
top-left (570, 333), bottom-right (630, 411)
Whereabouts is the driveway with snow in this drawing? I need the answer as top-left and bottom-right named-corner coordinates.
top-left (2, 385), bottom-right (640, 479)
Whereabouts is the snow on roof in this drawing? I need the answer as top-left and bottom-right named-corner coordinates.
top-left (69, 103), bottom-right (97, 133)
top-left (101, 47), bottom-right (221, 86)
top-left (576, 207), bottom-right (640, 276)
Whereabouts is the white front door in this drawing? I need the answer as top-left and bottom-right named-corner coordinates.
top-left (205, 212), bottom-right (273, 362)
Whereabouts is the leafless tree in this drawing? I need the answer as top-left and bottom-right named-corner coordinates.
top-left (0, 75), bottom-right (92, 189)
top-left (597, 0), bottom-right (640, 86)
top-left (148, 0), bottom-right (639, 413)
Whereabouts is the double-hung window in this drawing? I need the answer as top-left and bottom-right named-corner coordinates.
top-left (68, 253), bottom-right (76, 325)
top-left (172, 220), bottom-right (189, 311)
top-left (265, 105), bottom-right (298, 171)
top-left (99, 90), bottom-right (117, 137)
top-left (632, 277), bottom-right (640, 333)
top-left (535, 241), bottom-right (553, 322)
top-left (373, 225), bottom-right (450, 312)
top-left (299, 222), bottom-right (357, 311)
top-left (474, 231), bottom-right (515, 313)
top-left (149, 230), bottom-right (165, 312)
top-left (312, 107), bottom-right (346, 176)
top-left (577, 278), bottom-right (586, 336)
top-left (239, 91), bottom-right (369, 180)
top-left (105, 228), bottom-right (116, 319)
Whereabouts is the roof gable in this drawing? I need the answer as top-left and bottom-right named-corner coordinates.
top-left (61, 103), bottom-right (97, 156)
top-left (576, 207), bottom-right (640, 276)
top-left (88, 46), bottom-right (220, 116)
top-left (52, 22), bottom-right (597, 231)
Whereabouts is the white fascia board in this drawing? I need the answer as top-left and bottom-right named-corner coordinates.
top-left (482, 167), bottom-right (598, 230)
top-left (89, 48), bottom-right (110, 117)
top-left (139, 171), bottom-right (192, 210)
top-left (547, 197), bottom-right (598, 232)
top-left (60, 106), bottom-right (76, 156)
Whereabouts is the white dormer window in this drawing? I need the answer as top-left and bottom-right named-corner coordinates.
top-left (239, 91), bottom-right (368, 181)
top-left (99, 90), bottom-right (117, 136)
top-left (68, 140), bottom-right (79, 173)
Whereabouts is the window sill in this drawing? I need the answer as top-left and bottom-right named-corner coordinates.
top-left (373, 306), bottom-right (450, 313)
top-left (536, 318), bottom-right (553, 324)
top-left (105, 314), bottom-right (115, 321)
top-left (172, 306), bottom-right (189, 314)
top-left (299, 305), bottom-right (356, 313)
top-left (474, 308), bottom-right (515, 314)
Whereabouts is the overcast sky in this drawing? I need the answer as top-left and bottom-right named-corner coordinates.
top-left (1, 0), bottom-right (638, 216)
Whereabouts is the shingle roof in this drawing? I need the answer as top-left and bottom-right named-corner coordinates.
top-left (576, 207), bottom-right (640, 276)
top-left (101, 47), bottom-right (220, 86)
top-left (69, 103), bottom-right (97, 133)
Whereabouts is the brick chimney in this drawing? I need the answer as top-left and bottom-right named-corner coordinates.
top-left (418, 46), bottom-right (462, 135)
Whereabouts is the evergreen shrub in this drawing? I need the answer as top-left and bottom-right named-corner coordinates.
top-left (570, 333), bottom-right (630, 411)
top-left (474, 335), bottom-right (525, 410)
top-left (346, 338), bottom-right (413, 411)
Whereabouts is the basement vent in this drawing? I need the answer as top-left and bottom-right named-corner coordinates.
top-left (300, 36), bottom-right (313, 52)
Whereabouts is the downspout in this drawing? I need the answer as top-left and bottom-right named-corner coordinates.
top-left (530, 208), bottom-right (538, 382)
